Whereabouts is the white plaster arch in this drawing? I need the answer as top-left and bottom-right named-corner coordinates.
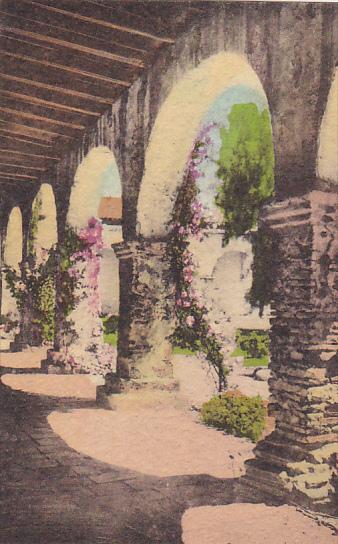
top-left (67, 146), bottom-right (123, 317)
top-left (4, 207), bottom-right (22, 269)
top-left (2, 207), bottom-right (23, 316)
top-left (67, 146), bottom-right (122, 230)
top-left (317, 67), bottom-right (338, 184)
top-left (137, 52), bottom-right (268, 237)
top-left (31, 183), bottom-right (58, 262)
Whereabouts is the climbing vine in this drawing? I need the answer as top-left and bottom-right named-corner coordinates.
top-left (4, 253), bottom-right (56, 343)
top-left (168, 130), bottom-right (229, 391)
top-left (49, 218), bottom-right (114, 375)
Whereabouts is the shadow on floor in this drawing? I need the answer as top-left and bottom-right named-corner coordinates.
top-left (0, 363), bottom-right (240, 544)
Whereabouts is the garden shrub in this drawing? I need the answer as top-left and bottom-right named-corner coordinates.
top-left (236, 329), bottom-right (269, 359)
top-left (201, 391), bottom-right (266, 442)
top-left (102, 314), bottom-right (119, 335)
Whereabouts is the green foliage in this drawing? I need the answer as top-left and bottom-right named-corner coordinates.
top-left (101, 315), bottom-right (119, 347)
top-left (37, 274), bottom-right (55, 341)
top-left (101, 314), bottom-right (119, 335)
top-left (236, 329), bottom-right (270, 359)
top-left (103, 331), bottom-right (118, 347)
top-left (3, 256), bottom-right (56, 342)
top-left (168, 163), bottom-right (228, 391)
top-left (201, 392), bottom-right (266, 442)
top-left (215, 103), bottom-right (274, 244)
top-left (27, 195), bottom-right (42, 257)
top-left (247, 227), bottom-right (275, 316)
top-left (57, 225), bottom-right (86, 317)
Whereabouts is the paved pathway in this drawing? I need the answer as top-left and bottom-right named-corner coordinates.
top-left (0, 354), bottom-right (235, 544)
top-left (1, 351), bottom-right (335, 544)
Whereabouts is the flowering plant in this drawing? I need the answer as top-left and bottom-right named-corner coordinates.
top-left (55, 217), bottom-right (114, 375)
top-left (168, 129), bottom-right (228, 391)
top-left (3, 252), bottom-right (56, 343)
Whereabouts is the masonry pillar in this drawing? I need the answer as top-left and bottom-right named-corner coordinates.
top-left (240, 190), bottom-right (337, 515)
top-left (104, 238), bottom-right (177, 393)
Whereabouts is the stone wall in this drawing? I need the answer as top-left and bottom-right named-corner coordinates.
top-left (241, 190), bottom-right (338, 515)
top-left (190, 231), bottom-right (270, 338)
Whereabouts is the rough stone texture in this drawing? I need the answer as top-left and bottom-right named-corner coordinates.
top-left (240, 190), bottom-right (338, 515)
top-left (104, 239), bottom-right (177, 392)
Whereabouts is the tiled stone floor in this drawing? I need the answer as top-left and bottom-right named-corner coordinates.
top-left (0, 356), bottom-right (235, 544)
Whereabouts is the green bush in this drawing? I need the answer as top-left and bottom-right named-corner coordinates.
top-left (236, 329), bottom-right (269, 359)
top-left (102, 315), bottom-right (119, 335)
top-left (201, 392), bottom-right (266, 442)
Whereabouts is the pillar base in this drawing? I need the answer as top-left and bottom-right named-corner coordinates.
top-left (10, 339), bottom-right (28, 352)
top-left (96, 372), bottom-right (179, 408)
top-left (41, 349), bottom-right (75, 374)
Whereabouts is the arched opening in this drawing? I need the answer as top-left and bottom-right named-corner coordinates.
top-left (2, 207), bottom-right (23, 318)
top-left (0, 207), bottom-right (23, 349)
top-left (138, 52), bottom-right (270, 237)
top-left (64, 146), bottom-right (123, 375)
top-left (18, 183), bottom-right (59, 346)
top-left (317, 67), bottom-right (338, 184)
top-left (135, 52), bottom-right (274, 399)
top-left (29, 183), bottom-right (58, 263)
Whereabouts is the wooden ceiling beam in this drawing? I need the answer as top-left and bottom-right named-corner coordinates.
top-left (0, 171), bottom-right (39, 180)
top-left (1, 72), bottom-right (117, 106)
top-left (1, 16), bottom-right (145, 68)
top-left (1, 30), bottom-right (139, 82)
top-left (0, 149), bottom-right (60, 161)
top-left (0, 177), bottom-right (37, 185)
top-left (0, 90), bottom-right (100, 119)
top-left (0, 121), bottom-right (74, 141)
top-left (0, 163), bottom-right (46, 173)
top-left (0, 133), bottom-right (55, 149)
top-left (6, 0), bottom-right (150, 55)
top-left (0, 47), bottom-right (132, 89)
top-left (24, 0), bottom-right (175, 44)
top-left (0, 94), bottom-right (93, 129)
top-left (0, 105), bottom-right (85, 131)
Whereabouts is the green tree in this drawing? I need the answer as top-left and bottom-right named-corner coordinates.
top-left (215, 103), bottom-right (274, 244)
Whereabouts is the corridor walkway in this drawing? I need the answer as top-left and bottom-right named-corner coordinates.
top-left (0, 350), bottom-right (336, 544)
top-left (0, 350), bottom-right (241, 544)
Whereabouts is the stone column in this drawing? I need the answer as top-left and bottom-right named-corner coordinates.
top-left (241, 190), bottom-right (337, 515)
top-left (105, 238), bottom-right (177, 392)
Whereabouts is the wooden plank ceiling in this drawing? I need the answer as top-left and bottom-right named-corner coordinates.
top-left (0, 0), bottom-right (205, 194)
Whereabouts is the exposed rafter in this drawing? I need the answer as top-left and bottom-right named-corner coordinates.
top-left (0, 90), bottom-right (101, 118)
top-left (0, 0), bottom-right (204, 198)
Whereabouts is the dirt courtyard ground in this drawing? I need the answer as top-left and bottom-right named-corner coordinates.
top-left (0, 348), bottom-right (336, 543)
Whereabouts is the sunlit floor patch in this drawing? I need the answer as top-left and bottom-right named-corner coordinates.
top-left (1, 374), bottom-right (97, 399)
top-left (0, 348), bottom-right (47, 369)
top-left (181, 504), bottom-right (336, 544)
top-left (48, 405), bottom-right (254, 478)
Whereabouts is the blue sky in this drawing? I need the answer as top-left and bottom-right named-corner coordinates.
top-left (100, 160), bottom-right (122, 197)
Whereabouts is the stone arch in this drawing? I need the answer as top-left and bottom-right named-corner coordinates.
top-left (68, 145), bottom-right (123, 316)
top-left (317, 67), bottom-right (338, 185)
top-left (67, 146), bottom-right (122, 230)
top-left (29, 183), bottom-right (58, 263)
top-left (137, 52), bottom-right (271, 238)
top-left (2, 206), bottom-right (23, 317)
top-left (60, 146), bottom-right (123, 375)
